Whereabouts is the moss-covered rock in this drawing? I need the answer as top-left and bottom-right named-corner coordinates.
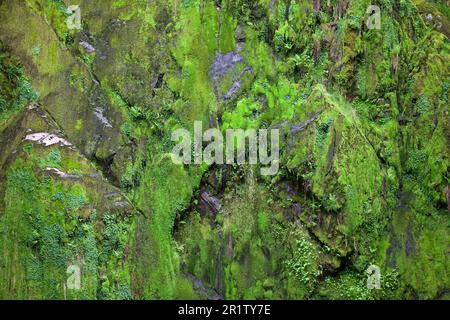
top-left (0, 0), bottom-right (448, 300)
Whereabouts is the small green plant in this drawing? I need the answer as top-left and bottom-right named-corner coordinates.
top-left (285, 232), bottom-right (321, 288)
top-left (415, 96), bottom-right (429, 114)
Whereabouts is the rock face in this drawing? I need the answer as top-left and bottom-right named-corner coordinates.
top-left (0, 0), bottom-right (449, 300)
top-left (0, 104), bottom-right (134, 299)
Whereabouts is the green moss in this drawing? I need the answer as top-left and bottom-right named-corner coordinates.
top-left (169, 1), bottom-right (218, 125)
top-left (130, 155), bottom-right (205, 299)
top-left (317, 270), bottom-right (375, 300)
top-left (0, 0), bottom-right (448, 301)
top-left (284, 229), bottom-right (322, 298)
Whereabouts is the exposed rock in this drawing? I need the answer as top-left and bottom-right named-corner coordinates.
top-left (198, 191), bottom-right (221, 216)
top-left (24, 132), bottom-right (73, 147)
top-left (80, 41), bottom-right (96, 53)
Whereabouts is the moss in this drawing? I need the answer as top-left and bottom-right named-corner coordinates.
top-left (0, 156), bottom-right (133, 298)
top-left (386, 187), bottom-right (450, 299)
top-left (219, 11), bottom-right (237, 53)
top-left (0, 44), bottom-right (39, 125)
top-left (284, 229), bottom-right (322, 298)
top-left (317, 270), bottom-right (375, 300)
top-left (130, 156), bottom-right (205, 299)
top-left (0, 108), bottom-right (134, 299)
top-left (0, 160), bottom-right (91, 298)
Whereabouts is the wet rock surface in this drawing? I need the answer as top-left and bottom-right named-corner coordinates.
top-left (0, 1), bottom-right (130, 182)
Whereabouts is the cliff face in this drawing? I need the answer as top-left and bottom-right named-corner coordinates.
top-left (0, 0), bottom-right (448, 299)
